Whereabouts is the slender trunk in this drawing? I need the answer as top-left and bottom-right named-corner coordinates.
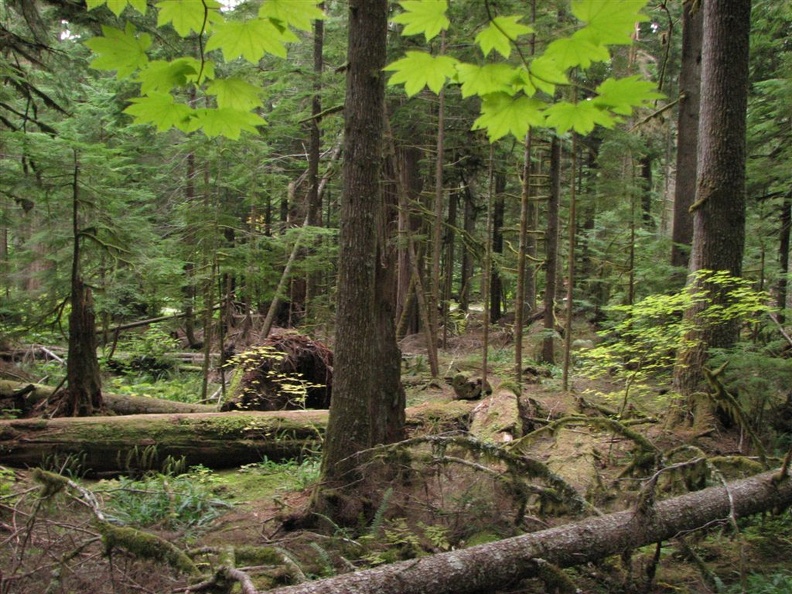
top-left (515, 131), bottom-right (533, 385)
top-left (541, 136), bottom-right (561, 364)
top-left (303, 13), bottom-right (325, 322)
top-left (458, 181), bottom-right (476, 312)
top-left (562, 135), bottom-right (577, 391)
top-left (670, 2), bottom-right (703, 269)
top-left (777, 192), bottom-right (791, 323)
top-left (490, 173), bottom-right (505, 323)
top-left (429, 33), bottom-right (446, 355)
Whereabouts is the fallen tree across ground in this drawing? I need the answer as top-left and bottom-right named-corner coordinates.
top-left (262, 468), bottom-right (792, 594)
top-left (0, 401), bottom-right (474, 474)
top-left (0, 380), bottom-right (216, 415)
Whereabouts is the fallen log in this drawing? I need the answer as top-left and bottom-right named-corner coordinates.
top-left (264, 468), bottom-right (792, 594)
top-left (0, 401), bottom-right (475, 474)
top-left (0, 380), bottom-right (216, 415)
top-left (0, 410), bottom-right (326, 474)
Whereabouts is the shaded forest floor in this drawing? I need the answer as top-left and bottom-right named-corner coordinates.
top-left (2, 317), bottom-right (792, 593)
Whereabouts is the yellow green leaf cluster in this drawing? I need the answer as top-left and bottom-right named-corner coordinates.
top-left (84, 0), bottom-right (324, 139)
top-left (387, 0), bottom-right (663, 141)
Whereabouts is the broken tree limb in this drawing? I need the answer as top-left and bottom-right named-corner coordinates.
top-left (264, 468), bottom-right (792, 594)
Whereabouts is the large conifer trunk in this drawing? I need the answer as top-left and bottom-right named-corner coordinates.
top-left (313, 0), bottom-right (405, 524)
top-left (673, 0), bottom-right (751, 399)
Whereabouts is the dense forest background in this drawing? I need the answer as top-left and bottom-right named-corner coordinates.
top-left (2, 0), bottom-right (792, 592)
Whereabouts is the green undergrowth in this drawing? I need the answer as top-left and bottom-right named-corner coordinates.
top-left (97, 465), bottom-right (232, 532)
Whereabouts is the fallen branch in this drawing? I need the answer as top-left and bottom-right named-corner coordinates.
top-left (264, 468), bottom-right (792, 594)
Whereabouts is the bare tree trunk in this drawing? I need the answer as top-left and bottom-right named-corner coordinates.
top-left (458, 181), bottom-right (477, 312)
top-left (65, 151), bottom-right (102, 416)
top-left (673, 0), bottom-right (751, 399)
top-left (670, 2), bottom-right (703, 269)
top-left (515, 131), bottom-right (533, 385)
top-left (313, 0), bottom-right (405, 525)
top-left (541, 136), bottom-right (561, 364)
top-left (489, 173), bottom-right (505, 323)
top-left (777, 192), bottom-right (791, 323)
top-left (267, 469), bottom-right (792, 594)
top-left (429, 32), bottom-right (446, 356)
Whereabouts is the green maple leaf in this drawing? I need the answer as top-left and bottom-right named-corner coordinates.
top-left (544, 35), bottom-right (610, 70)
top-left (572, 0), bottom-right (649, 45)
top-left (472, 92), bottom-right (546, 141)
top-left (187, 108), bottom-right (266, 139)
top-left (156, 0), bottom-right (222, 37)
top-left (88, 0), bottom-right (147, 16)
top-left (84, 23), bottom-right (151, 78)
top-left (527, 55), bottom-right (568, 95)
top-left (391, 0), bottom-right (450, 41)
top-left (206, 18), bottom-right (297, 62)
top-left (259, 0), bottom-right (325, 32)
top-left (475, 16), bottom-right (533, 58)
top-left (455, 63), bottom-right (520, 98)
top-left (124, 92), bottom-right (194, 132)
top-left (385, 51), bottom-right (458, 96)
top-left (207, 78), bottom-right (262, 111)
top-left (544, 100), bottom-right (615, 134)
top-left (135, 59), bottom-right (199, 94)
top-left (592, 75), bottom-right (664, 115)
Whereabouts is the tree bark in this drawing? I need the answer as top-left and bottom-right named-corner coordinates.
top-left (540, 136), bottom-right (561, 364)
top-left (312, 0), bottom-right (405, 524)
top-left (670, 1), bottom-right (703, 270)
top-left (0, 403), bottom-right (472, 474)
top-left (0, 410), bottom-right (327, 474)
top-left (266, 469), bottom-right (792, 594)
top-left (0, 380), bottom-right (215, 415)
top-left (673, 0), bottom-right (751, 398)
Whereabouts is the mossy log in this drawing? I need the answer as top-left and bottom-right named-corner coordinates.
top-left (0, 402), bottom-right (477, 474)
top-left (0, 380), bottom-right (216, 416)
top-left (0, 410), bottom-right (326, 474)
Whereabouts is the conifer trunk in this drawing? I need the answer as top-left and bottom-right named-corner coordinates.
top-left (312, 0), bottom-right (405, 525)
top-left (670, 2), bottom-right (703, 270)
top-left (673, 0), bottom-right (751, 399)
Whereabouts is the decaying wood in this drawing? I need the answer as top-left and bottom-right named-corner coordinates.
top-left (0, 380), bottom-right (216, 416)
top-left (264, 468), bottom-right (792, 594)
top-left (0, 401), bottom-right (475, 473)
top-left (0, 410), bottom-right (327, 474)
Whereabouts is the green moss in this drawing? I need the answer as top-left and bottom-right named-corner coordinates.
top-left (97, 522), bottom-right (199, 576)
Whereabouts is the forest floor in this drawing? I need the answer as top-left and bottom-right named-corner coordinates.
top-left (2, 318), bottom-right (792, 593)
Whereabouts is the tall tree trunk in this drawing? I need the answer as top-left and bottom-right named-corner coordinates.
top-left (395, 146), bottom-right (422, 336)
top-left (313, 0), bottom-right (405, 525)
top-left (490, 173), bottom-right (505, 323)
top-left (515, 131), bottom-right (534, 385)
top-left (66, 152), bottom-right (102, 416)
top-left (303, 12), bottom-right (324, 323)
top-left (429, 33), bottom-right (446, 356)
top-left (541, 136), bottom-right (561, 364)
top-left (777, 192), bottom-right (791, 323)
top-left (673, 0), bottom-right (751, 401)
top-left (443, 188), bottom-right (458, 346)
top-left (670, 2), bottom-right (703, 270)
top-left (458, 181), bottom-right (477, 312)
